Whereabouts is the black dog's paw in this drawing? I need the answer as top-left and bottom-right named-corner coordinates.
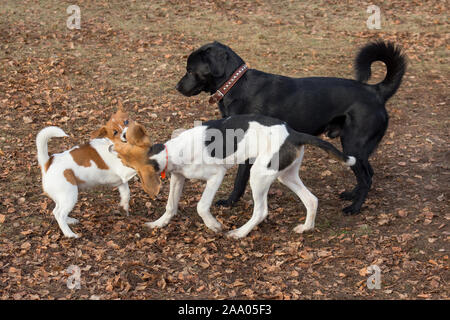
top-left (339, 190), bottom-right (355, 201)
top-left (342, 204), bottom-right (361, 216)
top-left (215, 199), bottom-right (235, 207)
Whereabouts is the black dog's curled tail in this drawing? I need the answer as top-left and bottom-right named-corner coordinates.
top-left (292, 131), bottom-right (356, 167)
top-left (354, 40), bottom-right (407, 102)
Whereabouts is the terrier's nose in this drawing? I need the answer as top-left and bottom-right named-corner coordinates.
top-left (120, 127), bottom-right (128, 142)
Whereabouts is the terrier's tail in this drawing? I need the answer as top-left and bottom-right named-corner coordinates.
top-left (36, 126), bottom-right (67, 169)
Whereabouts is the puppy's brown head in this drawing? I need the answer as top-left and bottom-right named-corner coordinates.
top-left (91, 108), bottom-right (130, 143)
top-left (113, 122), bottom-right (161, 199)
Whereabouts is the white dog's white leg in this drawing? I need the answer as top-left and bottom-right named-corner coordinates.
top-left (196, 169), bottom-right (226, 232)
top-left (118, 183), bottom-right (130, 215)
top-left (278, 158), bottom-right (318, 234)
top-left (227, 165), bottom-right (276, 239)
top-left (66, 217), bottom-right (80, 225)
top-left (146, 173), bottom-right (185, 228)
top-left (52, 191), bottom-right (79, 238)
top-left (54, 203), bottom-right (79, 226)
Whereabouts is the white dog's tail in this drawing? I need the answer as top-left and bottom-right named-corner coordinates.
top-left (36, 126), bottom-right (68, 168)
top-left (292, 130), bottom-right (356, 167)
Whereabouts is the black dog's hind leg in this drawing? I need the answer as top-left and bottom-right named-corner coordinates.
top-left (216, 162), bottom-right (251, 207)
top-left (339, 162), bottom-right (373, 201)
top-left (342, 158), bottom-right (373, 215)
top-left (339, 187), bottom-right (359, 201)
top-left (339, 104), bottom-right (388, 214)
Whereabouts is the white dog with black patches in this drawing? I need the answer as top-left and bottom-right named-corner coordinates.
top-left (113, 114), bottom-right (355, 239)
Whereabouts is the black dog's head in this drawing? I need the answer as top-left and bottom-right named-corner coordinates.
top-left (176, 41), bottom-right (244, 96)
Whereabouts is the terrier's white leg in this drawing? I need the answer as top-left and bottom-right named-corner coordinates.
top-left (53, 191), bottom-right (79, 238)
top-left (118, 183), bottom-right (130, 215)
top-left (146, 173), bottom-right (185, 228)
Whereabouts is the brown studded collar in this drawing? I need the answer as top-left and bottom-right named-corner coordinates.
top-left (208, 64), bottom-right (248, 104)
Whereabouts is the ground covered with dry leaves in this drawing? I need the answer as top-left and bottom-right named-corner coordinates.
top-left (0, 1), bottom-right (448, 299)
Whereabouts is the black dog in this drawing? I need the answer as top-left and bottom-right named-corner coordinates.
top-left (176, 40), bottom-right (406, 215)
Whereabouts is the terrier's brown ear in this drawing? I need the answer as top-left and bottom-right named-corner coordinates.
top-left (138, 165), bottom-right (161, 199)
top-left (91, 126), bottom-right (107, 139)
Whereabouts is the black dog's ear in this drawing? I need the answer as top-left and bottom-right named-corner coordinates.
top-left (203, 45), bottom-right (228, 77)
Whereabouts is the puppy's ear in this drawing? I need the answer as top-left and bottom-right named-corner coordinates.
top-left (128, 124), bottom-right (150, 147)
top-left (204, 46), bottom-right (227, 77)
top-left (91, 126), bottom-right (107, 139)
top-left (138, 165), bottom-right (161, 199)
top-left (117, 100), bottom-right (124, 111)
top-left (112, 141), bottom-right (133, 167)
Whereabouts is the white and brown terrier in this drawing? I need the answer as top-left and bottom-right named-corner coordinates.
top-left (113, 115), bottom-right (355, 239)
top-left (36, 109), bottom-right (136, 238)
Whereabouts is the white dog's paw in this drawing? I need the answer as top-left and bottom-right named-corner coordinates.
top-left (204, 219), bottom-right (222, 233)
top-left (226, 229), bottom-right (246, 239)
top-left (145, 220), bottom-right (166, 229)
top-left (66, 217), bottom-right (80, 225)
top-left (145, 221), bottom-right (159, 229)
top-left (293, 224), bottom-right (314, 234)
top-left (121, 206), bottom-right (130, 216)
top-left (64, 232), bottom-right (79, 239)
top-left (120, 203), bottom-right (129, 213)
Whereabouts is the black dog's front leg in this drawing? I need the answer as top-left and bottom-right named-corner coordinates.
top-left (216, 162), bottom-right (251, 207)
top-left (216, 99), bottom-right (249, 207)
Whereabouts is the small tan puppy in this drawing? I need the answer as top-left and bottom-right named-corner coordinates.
top-left (112, 122), bottom-right (161, 199)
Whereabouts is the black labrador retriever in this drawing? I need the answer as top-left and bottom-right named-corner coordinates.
top-left (176, 40), bottom-right (406, 215)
